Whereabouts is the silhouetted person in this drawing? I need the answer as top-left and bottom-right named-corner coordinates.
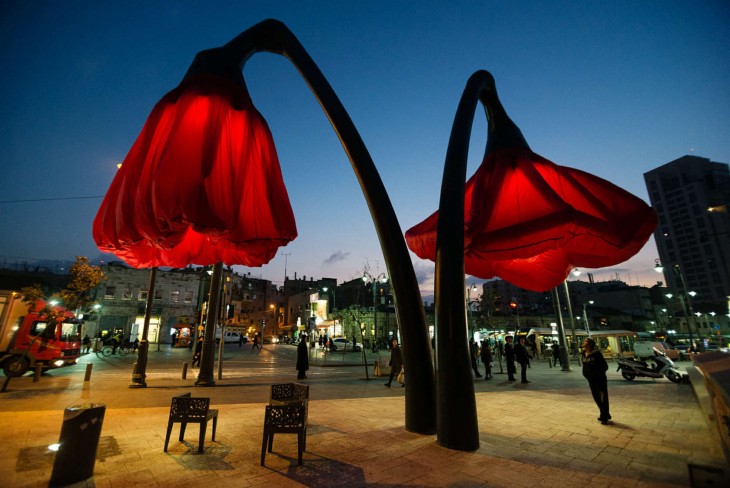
top-left (192, 336), bottom-right (203, 367)
top-left (480, 340), bottom-right (493, 379)
top-left (552, 341), bottom-right (561, 367)
top-left (583, 337), bottom-right (611, 424)
top-left (296, 334), bottom-right (309, 379)
top-left (469, 338), bottom-right (482, 377)
top-left (505, 336), bottom-right (516, 381)
top-left (385, 338), bottom-right (403, 388)
top-left (515, 336), bottom-right (531, 383)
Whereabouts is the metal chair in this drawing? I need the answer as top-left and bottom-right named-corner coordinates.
top-left (260, 400), bottom-right (307, 466)
top-left (269, 382), bottom-right (309, 405)
top-left (164, 392), bottom-right (218, 453)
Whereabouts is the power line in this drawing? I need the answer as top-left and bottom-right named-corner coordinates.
top-left (0, 195), bottom-right (104, 204)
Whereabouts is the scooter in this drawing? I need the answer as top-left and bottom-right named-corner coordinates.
top-left (616, 348), bottom-right (682, 383)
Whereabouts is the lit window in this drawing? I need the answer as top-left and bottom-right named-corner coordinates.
top-left (170, 291), bottom-right (180, 303)
top-left (104, 286), bottom-right (116, 299)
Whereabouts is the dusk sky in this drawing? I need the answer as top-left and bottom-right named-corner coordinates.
top-left (1, 1), bottom-right (728, 301)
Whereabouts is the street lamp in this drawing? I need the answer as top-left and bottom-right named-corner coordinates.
top-left (322, 286), bottom-right (336, 312)
top-left (656, 259), bottom-right (698, 346)
top-left (363, 272), bottom-right (387, 341)
top-left (582, 300), bottom-right (594, 336)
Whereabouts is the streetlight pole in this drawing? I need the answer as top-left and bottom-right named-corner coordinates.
top-left (655, 259), bottom-right (697, 347)
top-left (130, 267), bottom-right (157, 388)
top-left (582, 300), bottom-right (594, 336)
top-left (363, 272), bottom-right (387, 342)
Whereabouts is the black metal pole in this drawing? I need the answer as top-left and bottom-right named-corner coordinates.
top-left (434, 70), bottom-right (530, 450)
top-left (186, 20), bottom-right (435, 433)
top-left (196, 262), bottom-right (223, 386)
top-left (130, 267), bottom-right (157, 388)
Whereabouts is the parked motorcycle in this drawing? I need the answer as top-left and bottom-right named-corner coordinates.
top-left (616, 348), bottom-right (682, 383)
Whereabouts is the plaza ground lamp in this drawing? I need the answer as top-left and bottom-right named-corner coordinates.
top-left (405, 70), bottom-right (657, 450)
top-left (93, 20), bottom-right (435, 433)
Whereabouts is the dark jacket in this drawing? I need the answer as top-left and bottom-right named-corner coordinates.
top-left (480, 343), bottom-right (492, 364)
top-left (505, 342), bottom-right (515, 363)
top-left (515, 342), bottom-right (530, 365)
top-left (296, 340), bottom-right (309, 372)
top-left (389, 346), bottom-right (403, 373)
top-left (582, 349), bottom-right (608, 381)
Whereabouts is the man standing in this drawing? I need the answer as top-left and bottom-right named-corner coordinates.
top-left (582, 338), bottom-right (611, 424)
top-left (296, 333), bottom-right (309, 379)
top-left (515, 336), bottom-right (531, 383)
top-left (469, 338), bottom-right (482, 378)
top-left (505, 335), bottom-right (516, 382)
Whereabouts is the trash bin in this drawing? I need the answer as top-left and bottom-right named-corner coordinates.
top-left (49, 403), bottom-right (106, 486)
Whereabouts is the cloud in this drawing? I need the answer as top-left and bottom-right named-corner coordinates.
top-left (323, 250), bottom-right (350, 265)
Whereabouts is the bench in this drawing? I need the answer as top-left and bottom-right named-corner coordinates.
top-left (164, 392), bottom-right (218, 453)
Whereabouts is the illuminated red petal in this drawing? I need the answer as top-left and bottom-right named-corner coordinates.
top-left (406, 147), bottom-right (656, 291)
top-left (93, 74), bottom-right (297, 268)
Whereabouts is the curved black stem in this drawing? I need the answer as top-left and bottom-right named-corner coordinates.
top-left (189, 19), bottom-right (436, 434)
top-left (435, 70), bottom-right (527, 450)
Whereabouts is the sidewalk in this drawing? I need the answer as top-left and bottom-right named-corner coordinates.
top-left (0, 354), bottom-right (727, 487)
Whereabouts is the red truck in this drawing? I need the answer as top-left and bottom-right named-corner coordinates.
top-left (0, 290), bottom-right (82, 377)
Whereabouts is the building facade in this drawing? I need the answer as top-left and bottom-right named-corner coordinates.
top-left (644, 155), bottom-right (730, 321)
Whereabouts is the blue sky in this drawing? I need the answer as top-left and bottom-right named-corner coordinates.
top-left (1, 1), bottom-right (728, 300)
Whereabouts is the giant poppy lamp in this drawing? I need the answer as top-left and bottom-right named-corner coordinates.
top-left (94, 19), bottom-right (435, 433)
top-left (406, 71), bottom-right (657, 451)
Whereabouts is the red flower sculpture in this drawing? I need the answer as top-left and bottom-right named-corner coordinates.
top-left (406, 136), bottom-right (657, 293)
top-left (93, 73), bottom-right (297, 268)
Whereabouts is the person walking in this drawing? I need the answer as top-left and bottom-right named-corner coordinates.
top-left (82, 334), bottom-right (91, 354)
top-left (552, 341), bottom-right (561, 367)
top-left (480, 340), bottom-right (493, 379)
top-left (296, 333), bottom-right (309, 379)
top-left (251, 333), bottom-right (261, 352)
top-left (582, 337), bottom-right (611, 424)
top-left (515, 336), bottom-right (531, 383)
top-left (469, 338), bottom-right (482, 377)
top-left (191, 336), bottom-right (203, 367)
top-left (505, 335), bottom-right (516, 381)
top-left (384, 338), bottom-right (403, 388)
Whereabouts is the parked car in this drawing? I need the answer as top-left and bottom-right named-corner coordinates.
top-left (215, 331), bottom-right (242, 344)
top-left (331, 337), bottom-right (363, 352)
top-left (263, 336), bottom-right (279, 344)
top-left (633, 341), bottom-right (681, 360)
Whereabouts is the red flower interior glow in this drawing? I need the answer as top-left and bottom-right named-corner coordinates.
top-left (93, 73), bottom-right (297, 268)
top-left (406, 147), bottom-right (657, 292)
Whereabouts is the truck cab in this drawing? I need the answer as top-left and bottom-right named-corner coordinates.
top-left (1, 291), bottom-right (82, 377)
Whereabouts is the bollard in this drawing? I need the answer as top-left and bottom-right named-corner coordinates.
top-left (374, 360), bottom-right (381, 376)
top-left (182, 362), bottom-right (188, 379)
top-left (33, 363), bottom-right (43, 382)
top-left (49, 403), bottom-right (106, 486)
top-left (84, 363), bottom-right (93, 382)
